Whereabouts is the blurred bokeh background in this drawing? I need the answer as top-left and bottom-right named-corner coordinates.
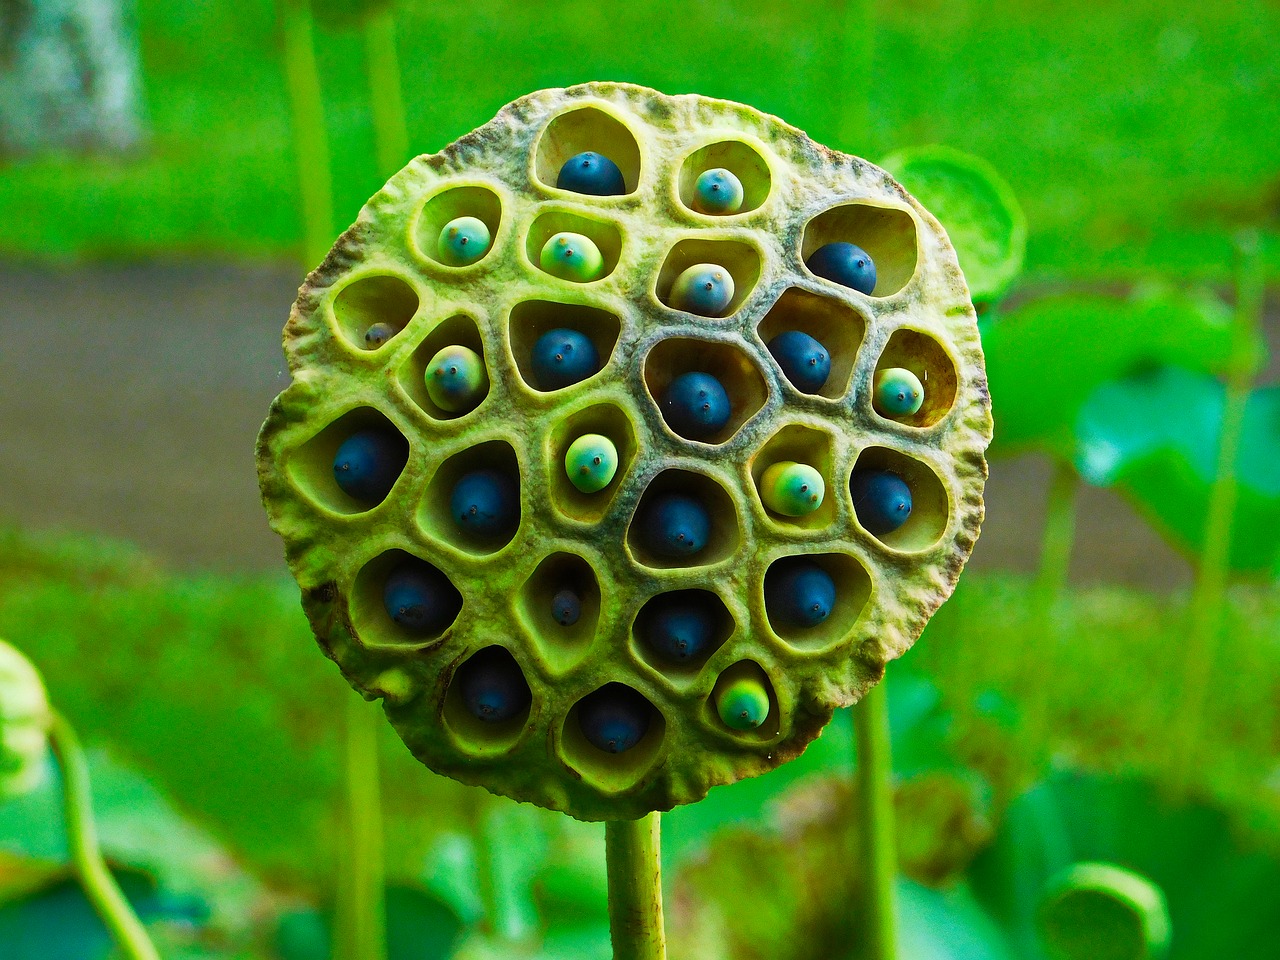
top-left (1, 1), bottom-right (1277, 958)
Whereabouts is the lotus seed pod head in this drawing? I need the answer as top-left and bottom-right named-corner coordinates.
top-left (765, 559), bottom-right (836, 629)
top-left (437, 216), bottom-right (492, 266)
top-left (0, 640), bottom-right (50, 799)
top-left (873, 367), bottom-right (925, 418)
top-left (661, 371), bottom-right (731, 440)
top-left (530, 328), bottom-right (600, 391)
top-left (767, 330), bottom-right (831, 394)
top-left (1038, 862), bottom-right (1171, 960)
top-left (425, 345), bottom-right (488, 413)
top-left (540, 232), bottom-right (605, 281)
top-left (458, 648), bottom-right (531, 723)
top-left (640, 594), bottom-right (716, 662)
top-left (850, 468), bottom-right (913, 535)
top-left (363, 322), bottom-right (397, 350)
top-left (579, 684), bottom-right (651, 754)
top-left (692, 167), bottom-right (745, 214)
top-left (760, 461), bottom-right (825, 517)
top-left (450, 468), bottom-right (519, 540)
top-left (332, 428), bottom-right (407, 505)
top-left (383, 560), bottom-right (462, 636)
top-left (716, 678), bottom-right (771, 730)
top-left (806, 242), bottom-right (877, 295)
top-left (551, 588), bottom-right (582, 627)
top-left (669, 263), bottom-right (735, 316)
top-left (641, 492), bottom-right (711, 558)
top-left (556, 151), bottom-right (627, 196)
top-left (565, 433), bottom-right (619, 493)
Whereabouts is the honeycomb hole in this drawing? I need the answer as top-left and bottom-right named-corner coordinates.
top-left (517, 553), bottom-right (601, 674)
top-left (850, 447), bottom-right (950, 552)
top-left (632, 589), bottom-right (733, 686)
top-left (396, 313), bottom-right (490, 421)
top-left (419, 440), bottom-right (522, 556)
top-left (677, 139), bottom-right (773, 217)
top-left (627, 469), bottom-right (741, 571)
top-left (756, 287), bottom-right (865, 400)
top-left (532, 105), bottom-right (642, 196)
top-left (802, 203), bottom-right (919, 298)
top-left (286, 407), bottom-right (409, 515)
top-left (560, 683), bottom-right (666, 794)
top-left (351, 549), bottom-right (462, 650)
top-left (749, 424), bottom-right (837, 532)
top-left (527, 209), bottom-right (623, 282)
top-left (707, 661), bottom-right (781, 742)
top-left (762, 552), bottom-right (872, 653)
top-left (655, 238), bottom-right (762, 317)
top-left (442, 646), bottom-right (532, 757)
top-left (331, 274), bottom-right (419, 352)
top-left (547, 402), bottom-right (638, 524)
top-left (414, 183), bottom-right (504, 269)
top-left (872, 329), bottom-right (959, 428)
top-left (643, 337), bottom-right (769, 446)
top-left (509, 298), bottom-right (621, 393)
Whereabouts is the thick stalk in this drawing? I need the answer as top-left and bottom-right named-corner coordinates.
top-left (1169, 235), bottom-right (1263, 785)
top-left (605, 814), bottom-right (666, 960)
top-left (48, 712), bottom-right (160, 960)
top-left (834, 0), bottom-right (874, 152)
top-left (335, 695), bottom-right (387, 960)
top-left (854, 682), bottom-right (898, 960)
top-left (281, 0), bottom-right (335, 265)
top-left (362, 9), bottom-right (410, 178)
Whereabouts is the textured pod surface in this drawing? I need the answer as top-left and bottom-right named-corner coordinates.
top-left (256, 83), bottom-right (992, 821)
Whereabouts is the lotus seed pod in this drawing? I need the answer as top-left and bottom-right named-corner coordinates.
top-left (256, 84), bottom-right (992, 821)
top-left (850, 468), bottom-right (913, 535)
top-left (363, 322), bottom-right (397, 350)
top-left (716, 678), bottom-right (771, 731)
top-left (874, 367), bottom-right (925, 418)
top-left (760, 461), bottom-right (825, 517)
top-left (425, 345), bottom-right (488, 413)
top-left (0, 640), bottom-right (51, 799)
top-left (807, 241), bottom-right (877, 295)
top-left (557, 151), bottom-right (627, 196)
top-left (767, 330), bottom-right (830, 394)
top-left (437, 216), bottom-right (492, 266)
top-left (565, 433), bottom-right (619, 493)
top-left (540, 232), bottom-right (604, 282)
top-left (692, 168), bottom-right (745, 215)
top-left (551, 588), bottom-right (582, 627)
top-left (669, 263), bottom-right (735, 316)
top-left (1038, 862), bottom-right (1171, 960)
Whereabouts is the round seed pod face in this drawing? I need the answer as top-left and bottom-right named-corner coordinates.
top-left (256, 83), bottom-right (992, 822)
top-left (0, 639), bottom-right (51, 798)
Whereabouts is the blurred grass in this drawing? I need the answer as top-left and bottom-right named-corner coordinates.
top-left (1, 0), bottom-right (1276, 281)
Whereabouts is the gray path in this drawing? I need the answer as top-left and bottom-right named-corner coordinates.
top-left (5, 262), bottom-right (1250, 590)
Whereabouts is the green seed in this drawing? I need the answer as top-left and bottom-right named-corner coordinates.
top-left (716, 677), bottom-right (770, 731)
top-left (437, 216), bottom-right (492, 266)
top-left (873, 367), bottom-right (925, 418)
top-left (565, 433), bottom-right (619, 493)
top-left (760, 461), bottom-right (825, 517)
top-left (540, 232), bottom-right (605, 282)
top-left (668, 263), bottom-right (735, 316)
top-left (425, 345), bottom-right (488, 413)
top-left (692, 168), bottom-right (745, 214)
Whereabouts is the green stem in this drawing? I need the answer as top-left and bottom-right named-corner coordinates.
top-left (336, 695), bottom-right (387, 960)
top-left (48, 712), bottom-right (160, 960)
top-left (605, 814), bottom-right (666, 960)
top-left (362, 9), bottom-right (410, 178)
top-left (853, 682), bottom-right (897, 960)
top-left (834, 0), bottom-right (874, 152)
top-left (1169, 234), bottom-right (1264, 785)
top-left (281, 0), bottom-right (335, 265)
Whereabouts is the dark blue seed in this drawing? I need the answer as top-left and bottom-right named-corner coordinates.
top-left (458, 647), bottom-right (531, 723)
top-left (639, 593), bottom-right (716, 662)
top-left (383, 559), bottom-right (461, 635)
top-left (578, 683), bottom-right (651, 754)
top-left (765, 558), bottom-right (836, 629)
top-left (551, 588), bottom-right (581, 627)
top-left (767, 330), bottom-right (831, 394)
top-left (332, 428), bottom-right (408, 505)
top-left (556, 151), bottom-right (627, 197)
top-left (531, 328), bottom-right (600, 391)
top-left (806, 242), bottom-right (877, 295)
top-left (850, 468), bottom-right (913, 535)
top-left (661, 371), bottom-right (731, 440)
top-left (640, 492), bottom-right (711, 559)
top-left (450, 468), bottom-right (519, 540)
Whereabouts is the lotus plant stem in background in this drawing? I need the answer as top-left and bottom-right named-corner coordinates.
top-left (854, 682), bottom-right (898, 960)
top-left (605, 813), bottom-right (667, 960)
top-left (48, 712), bottom-right (160, 960)
top-left (362, 8), bottom-right (409, 179)
top-left (834, 0), bottom-right (874, 152)
top-left (1169, 233), bottom-right (1264, 787)
top-left (281, 0), bottom-right (335, 265)
top-left (334, 695), bottom-right (387, 960)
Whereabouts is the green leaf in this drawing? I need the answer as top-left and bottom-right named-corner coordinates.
top-left (880, 145), bottom-right (1027, 305)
